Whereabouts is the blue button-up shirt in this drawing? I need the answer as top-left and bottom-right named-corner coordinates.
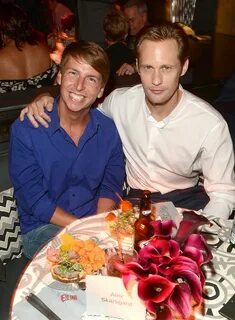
top-left (9, 100), bottom-right (125, 234)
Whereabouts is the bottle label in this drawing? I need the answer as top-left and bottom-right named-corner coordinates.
top-left (120, 235), bottom-right (134, 253)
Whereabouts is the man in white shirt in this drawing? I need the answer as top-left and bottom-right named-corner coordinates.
top-left (20, 23), bottom-right (235, 219)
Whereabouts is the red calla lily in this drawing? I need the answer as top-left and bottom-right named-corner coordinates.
top-left (149, 238), bottom-right (180, 258)
top-left (138, 275), bottom-right (176, 303)
top-left (138, 239), bottom-right (180, 267)
top-left (146, 301), bottom-right (173, 320)
top-left (175, 211), bottom-right (211, 244)
top-left (115, 261), bottom-right (158, 278)
top-left (159, 256), bottom-right (200, 276)
top-left (151, 220), bottom-right (177, 239)
top-left (116, 215), bottom-right (213, 320)
top-left (184, 234), bottom-right (213, 265)
top-left (167, 282), bottom-right (193, 319)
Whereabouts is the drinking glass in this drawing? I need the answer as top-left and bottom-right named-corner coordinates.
top-left (105, 248), bottom-right (138, 277)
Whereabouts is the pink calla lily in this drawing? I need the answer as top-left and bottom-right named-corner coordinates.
top-left (116, 216), bottom-right (212, 320)
top-left (172, 269), bottom-right (202, 303)
top-left (184, 234), bottom-right (213, 265)
top-left (151, 220), bottom-right (177, 239)
top-left (182, 211), bottom-right (211, 227)
top-left (158, 257), bottom-right (202, 304)
top-left (183, 245), bottom-right (204, 266)
top-left (148, 238), bottom-right (181, 258)
top-left (138, 275), bottom-right (176, 303)
top-left (146, 301), bottom-right (173, 320)
top-left (138, 239), bottom-right (180, 267)
top-left (167, 282), bottom-right (193, 319)
top-left (114, 261), bottom-right (157, 278)
top-left (159, 256), bottom-right (200, 276)
top-left (175, 211), bottom-right (211, 244)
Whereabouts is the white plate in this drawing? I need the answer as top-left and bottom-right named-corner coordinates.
top-left (39, 231), bottom-right (117, 291)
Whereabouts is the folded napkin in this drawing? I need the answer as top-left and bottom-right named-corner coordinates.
top-left (13, 286), bottom-right (86, 320)
top-left (13, 286), bottom-right (124, 320)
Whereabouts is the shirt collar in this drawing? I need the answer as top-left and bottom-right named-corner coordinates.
top-left (81, 107), bottom-right (100, 140)
top-left (144, 85), bottom-right (185, 128)
top-left (47, 98), bottom-right (100, 137)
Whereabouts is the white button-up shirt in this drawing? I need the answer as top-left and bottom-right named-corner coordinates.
top-left (99, 84), bottom-right (235, 219)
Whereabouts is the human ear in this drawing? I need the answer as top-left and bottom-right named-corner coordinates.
top-left (136, 59), bottom-right (140, 74)
top-left (181, 58), bottom-right (189, 76)
top-left (97, 87), bottom-right (104, 99)
top-left (57, 71), bottom-right (62, 85)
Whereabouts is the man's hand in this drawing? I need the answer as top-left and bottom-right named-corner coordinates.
top-left (20, 93), bottom-right (55, 128)
top-left (96, 198), bottom-right (117, 213)
top-left (116, 63), bottom-right (136, 76)
top-left (50, 207), bottom-right (78, 227)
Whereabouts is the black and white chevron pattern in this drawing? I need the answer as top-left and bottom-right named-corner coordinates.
top-left (0, 188), bottom-right (22, 265)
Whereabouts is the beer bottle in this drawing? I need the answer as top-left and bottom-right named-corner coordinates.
top-left (134, 190), bottom-right (154, 251)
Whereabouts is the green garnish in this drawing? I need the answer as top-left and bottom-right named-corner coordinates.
top-left (110, 210), bottom-right (135, 235)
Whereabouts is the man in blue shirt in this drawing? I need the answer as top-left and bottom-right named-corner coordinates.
top-left (9, 41), bottom-right (125, 259)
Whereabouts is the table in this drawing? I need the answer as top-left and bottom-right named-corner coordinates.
top-left (11, 213), bottom-right (235, 320)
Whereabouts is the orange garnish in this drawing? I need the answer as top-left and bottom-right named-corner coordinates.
top-left (105, 212), bottom-right (117, 222)
top-left (119, 200), bottom-right (133, 212)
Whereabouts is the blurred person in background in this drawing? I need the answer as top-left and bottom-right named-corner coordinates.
top-left (116, 0), bottom-right (148, 76)
top-left (45, 0), bottom-right (74, 33)
top-left (76, 0), bottom-right (114, 48)
top-left (15, 0), bottom-right (51, 36)
top-left (103, 10), bottom-right (134, 75)
top-left (123, 0), bottom-right (148, 51)
top-left (103, 9), bottom-right (135, 94)
top-left (0, 3), bottom-right (58, 93)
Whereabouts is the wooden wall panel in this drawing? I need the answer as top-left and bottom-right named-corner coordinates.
top-left (216, 0), bottom-right (235, 35)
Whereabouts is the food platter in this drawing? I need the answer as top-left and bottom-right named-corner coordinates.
top-left (39, 231), bottom-right (117, 291)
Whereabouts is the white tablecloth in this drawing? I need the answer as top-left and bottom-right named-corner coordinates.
top-left (11, 213), bottom-right (235, 320)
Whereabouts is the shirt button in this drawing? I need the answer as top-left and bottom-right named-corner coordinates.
top-left (156, 121), bottom-right (165, 129)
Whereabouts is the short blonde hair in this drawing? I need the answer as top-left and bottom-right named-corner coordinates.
top-left (136, 22), bottom-right (189, 65)
top-left (60, 40), bottom-right (110, 86)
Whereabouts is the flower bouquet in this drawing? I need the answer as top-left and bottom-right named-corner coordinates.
top-left (115, 211), bottom-right (213, 320)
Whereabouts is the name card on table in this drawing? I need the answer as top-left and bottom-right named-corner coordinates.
top-left (86, 275), bottom-right (146, 320)
top-left (152, 201), bottom-right (182, 228)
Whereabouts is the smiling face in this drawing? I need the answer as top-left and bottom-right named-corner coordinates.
top-left (136, 39), bottom-right (188, 117)
top-left (57, 56), bottom-right (104, 116)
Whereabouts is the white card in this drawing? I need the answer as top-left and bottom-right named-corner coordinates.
top-left (152, 201), bottom-right (182, 228)
top-left (86, 275), bottom-right (146, 320)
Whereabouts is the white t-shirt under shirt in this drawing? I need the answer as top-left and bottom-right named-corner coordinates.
top-left (99, 84), bottom-right (235, 219)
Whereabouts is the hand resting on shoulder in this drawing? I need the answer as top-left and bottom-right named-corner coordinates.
top-left (20, 93), bottom-right (54, 128)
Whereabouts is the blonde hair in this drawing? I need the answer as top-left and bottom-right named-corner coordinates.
top-left (136, 22), bottom-right (189, 65)
top-left (60, 40), bottom-right (110, 86)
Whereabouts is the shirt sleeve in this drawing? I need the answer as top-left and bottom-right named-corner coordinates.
top-left (9, 123), bottom-right (57, 223)
top-left (98, 128), bottom-right (125, 203)
top-left (201, 119), bottom-right (235, 219)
